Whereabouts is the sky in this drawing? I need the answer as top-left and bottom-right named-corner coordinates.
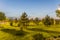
top-left (0, 0), bottom-right (60, 19)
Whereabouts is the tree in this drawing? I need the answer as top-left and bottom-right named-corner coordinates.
top-left (14, 18), bottom-right (18, 23)
top-left (18, 19), bottom-right (21, 27)
top-left (0, 12), bottom-right (6, 21)
top-left (42, 15), bottom-right (51, 26)
top-left (50, 18), bottom-right (54, 25)
top-left (56, 10), bottom-right (60, 17)
top-left (55, 5), bottom-right (60, 24)
top-left (56, 4), bottom-right (60, 17)
top-left (20, 12), bottom-right (29, 30)
top-left (9, 17), bottom-right (13, 26)
top-left (34, 17), bottom-right (39, 25)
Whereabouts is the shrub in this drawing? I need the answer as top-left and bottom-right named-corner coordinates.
top-left (33, 33), bottom-right (45, 40)
top-left (10, 22), bottom-right (13, 26)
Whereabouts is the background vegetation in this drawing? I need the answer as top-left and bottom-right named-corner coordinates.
top-left (0, 10), bottom-right (60, 40)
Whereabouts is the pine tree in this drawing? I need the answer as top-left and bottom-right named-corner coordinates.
top-left (20, 12), bottom-right (29, 30)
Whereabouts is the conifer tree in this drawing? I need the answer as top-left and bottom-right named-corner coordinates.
top-left (19, 12), bottom-right (29, 30)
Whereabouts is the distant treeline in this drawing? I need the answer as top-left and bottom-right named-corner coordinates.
top-left (0, 12), bottom-right (60, 26)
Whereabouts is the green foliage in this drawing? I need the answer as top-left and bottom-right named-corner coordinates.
top-left (50, 18), bottom-right (54, 25)
top-left (56, 10), bottom-right (60, 17)
top-left (18, 23), bottom-right (20, 27)
top-left (14, 18), bottom-right (18, 23)
top-left (9, 18), bottom-right (13, 26)
top-left (34, 17), bottom-right (39, 25)
top-left (0, 12), bottom-right (6, 20)
top-left (18, 19), bottom-right (21, 27)
top-left (10, 22), bottom-right (13, 26)
top-left (33, 33), bottom-right (45, 40)
top-left (56, 10), bottom-right (60, 14)
top-left (42, 15), bottom-right (52, 26)
top-left (20, 12), bottom-right (29, 26)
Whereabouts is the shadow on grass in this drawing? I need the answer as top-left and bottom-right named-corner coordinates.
top-left (27, 28), bottom-right (60, 34)
top-left (1, 28), bottom-right (28, 37)
top-left (32, 33), bottom-right (45, 40)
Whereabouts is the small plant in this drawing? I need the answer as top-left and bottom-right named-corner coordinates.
top-left (18, 23), bottom-right (20, 27)
top-left (10, 22), bottom-right (13, 26)
top-left (33, 33), bottom-right (45, 40)
top-left (15, 30), bottom-right (26, 36)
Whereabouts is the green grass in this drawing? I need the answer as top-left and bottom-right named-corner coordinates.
top-left (0, 24), bottom-right (60, 40)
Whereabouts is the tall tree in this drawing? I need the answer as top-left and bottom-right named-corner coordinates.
top-left (56, 5), bottom-right (60, 17)
top-left (42, 15), bottom-right (51, 26)
top-left (55, 5), bottom-right (60, 24)
top-left (20, 12), bottom-right (29, 30)
top-left (56, 10), bottom-right (60, 17)
top-left (0, 12), bottom-right (6, 21)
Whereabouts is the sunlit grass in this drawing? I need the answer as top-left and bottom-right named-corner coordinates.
top-left (0, 22), bottom-right (60, 40)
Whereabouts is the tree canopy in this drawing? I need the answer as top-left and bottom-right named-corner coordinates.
top-left (34, 17), bottom-right (39, 25)
top-left (56, 10), bottom-right (60, 17)
top-left (0, 12), bottom-right (6, 21)
top-left (20, 12), bottom-right (29, 26)
top-left (42, 15), bottom-right (52, 26)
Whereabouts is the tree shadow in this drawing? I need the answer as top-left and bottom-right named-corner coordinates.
top-left (27, 28), bottom-right (60, 34)
top-left (1, 28), bottom-right (28, 37)
top-left (32, 33), bottom-right (45, 40)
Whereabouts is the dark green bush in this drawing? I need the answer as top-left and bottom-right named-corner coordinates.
top-left (10, 22), bottom-right (13, 26)
top-left (33, 33), bottom-right (45, 40)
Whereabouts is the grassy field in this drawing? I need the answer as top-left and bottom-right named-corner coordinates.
top-left (0, 23), bottom-right (60, 40)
